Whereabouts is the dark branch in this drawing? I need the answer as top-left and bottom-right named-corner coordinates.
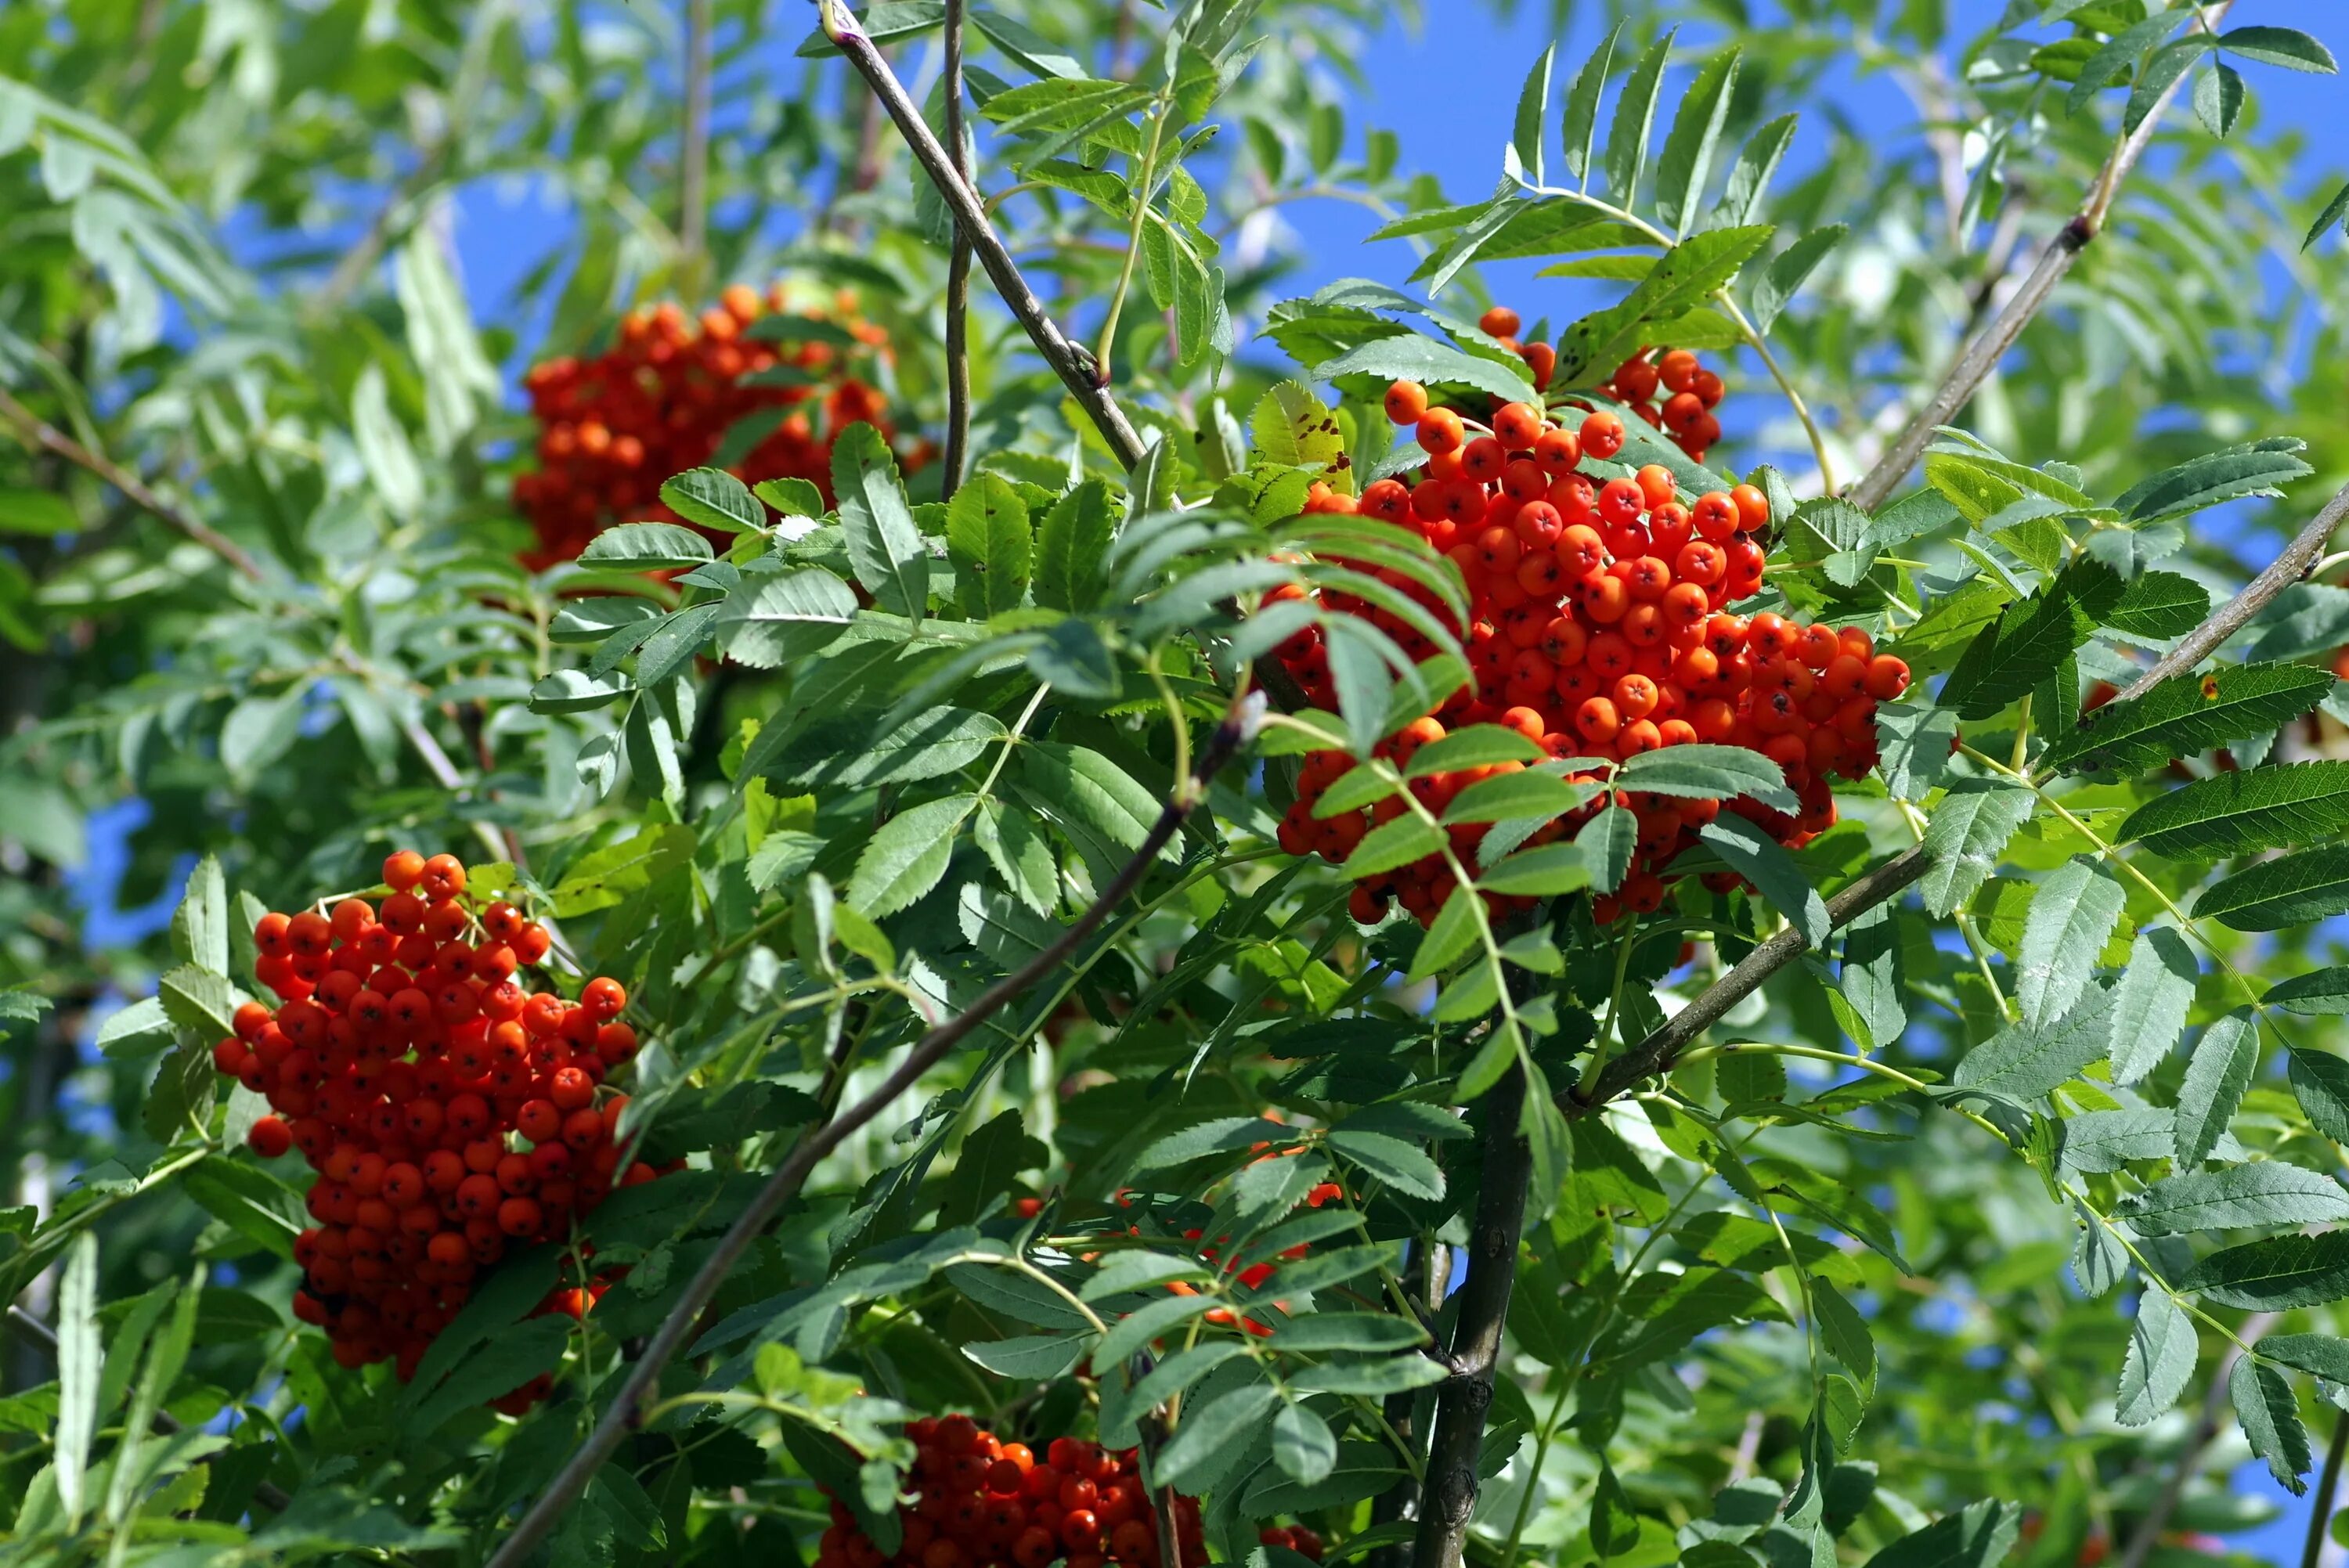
top-left (817, 0), bottom-right (1147, 470)
top-left (1409, 1065), bottom-right (1530, 1568)
top-left (940, 0), bottom-right (975, 499)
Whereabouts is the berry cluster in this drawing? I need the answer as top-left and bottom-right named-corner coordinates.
top-left (512, 283), bottom-right (902, 568)
top-left (1272, 330), bottom-right (1910, 928)
top-left (1460, 308), bottom-right (1726, 467)
top-left (818, 1422), bottom-right (1210, 1568)
top-left (214, 849), bottom-right (659, 1390)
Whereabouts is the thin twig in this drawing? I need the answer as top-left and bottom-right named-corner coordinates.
top-left (817, 0), bottom-right (1147, 470)
top-left (480, 692), bottom-right (1259, 1568)
top-left (5, 1304), bottom-right (295, 1512)
top-left (1409, 1065), bottom-right (1530, 1568)
top-left (2114, 1313), bottom-right (2278, 1568)
top-left (0, 387), bottom-right (265, 582)
top-left (1848, 1), bottom-right (2234, 511)
top-left (940, 0), bottom-right (974, 500)
top-left (679, 0), bottom-right (714, 296)
top-left (2110, 478), bottom-right (2349, 705)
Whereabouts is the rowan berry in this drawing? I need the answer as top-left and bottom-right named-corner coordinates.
top-left (1416, 409), bottom-right (1466, 456)
top-left (249, 1116), bottom-right (294, 1159)
top-left (1579, 411), bottom-right (1626, 460)
top-left (1479, 305), bottom-right (1522, 338)
top-left (1384, 380), bottom-right (1430, 424)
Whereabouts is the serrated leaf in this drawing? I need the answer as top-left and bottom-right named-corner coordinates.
top-left (1344, 816), bottom-right (1445, 879)
top-left (947, 474), bottom-right (1032, 618)
top-left (1700, 816), bottom-right (1828, 946)
top-left (1952, 985), bottom-right (2111, 1102)
top-left (1919, 780), bottom-right (2036, 917)
top-left (1555, 226), bottom-right (1773, 385)
top-left (718, 568), bottom-right (859, 669)
top-left (661, 468), bottom-right (763, 534)
top-left (1604, 28), bottom-right (1677, 205)
top-left (2231, 1356), bottom-right (2313, 1494)
top-left (1618, 742), bottom-right (1797, 811)
top-left (1717, 112), bottom-right (1798, 228)
top-left (1326, 1129), bottom-right (1445, 1200)
top-left (2219, 24), bottom-right (2336, 73)
top-left (1561, 21), bottom-right (1623, 182)
top-left (1272, 1400), bottom-right (1338, 1485)
top-left (2048, 661), bottom-right (2335, 774)
top-left (2174, 1011), bottom-right (2261, 1166)
top-left (1752, 224), bottom-right (1844, 331)
top-left (2269, 967), bottom-right (2349, 1015)
top-left (1656, 48), bottom-right (1740, 231)
top-left (2307, 181), bottom-right (2349, 252)
top-left (1860, 1501), bottom-right (2020, 1568)
top-left (2186, 1231), bottom-right (2349, 1309)
top-left (2115, 1285), bottom-right (2196, 1426)
top-left (2121, 761), bottom-right (2349, 859)
top-left (2116, 1162), bottom-right (2349, 1235)
top-left (2015, 858), bottom-right (2125, 1027)
top-left (1313, 335), bottom-right (1533, 406)
top-left (1940, 560), bottom-right (2121, 719)
top-left (2113, 439), bottom-right (2314, 524)
top-left (1156, 1385), bottom-right (1279, 1492)
top-left (848, 796), bottom-right (977, 917)
top-left (2108, 927), bottom-right (2198, 1084)
top-left (579, 522), bottom-right (713, 570)
top-left (2107, 570), bottom-right (2211, 638)
top-left (834, 422), bottom-right (929, 618)
top-left (2289, 1045), bottom-right (2349, 1146)
top-left (1510, 44), bottom-right (1555, 189)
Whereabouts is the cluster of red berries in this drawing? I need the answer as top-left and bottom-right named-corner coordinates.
top-left (512, 283), bottom-right (902, 568)
top-left (817, 1423), bottom-right (1215, 1568)
top-left (215, 849), bottom-right (661, 1393)
top-left (1272, 318), bottom-right (1911, 928)
top-left (1592, 342), bottom-right (1727, 465)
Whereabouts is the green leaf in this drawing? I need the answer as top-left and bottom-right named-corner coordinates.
top-left (2218, 25), bottom-right (2337, 72)
top-left (1344, 816), bottom-right (1445, 879)
top-left (849, 796), bottom-right (978, 917)
top-left (1589, 1463), bottom-right (1640, 1557)
top-left (409, 1314), bottom-right (571, 1433)
top-left (1034, 481), bottom-right (1117, 613)
top-left (1699, 816), bottom-right (1828, 946)
top-left (1408, 888), bottom-right (1483, 980)
top-left (2113, 438), bottom-right (2313, 524)
top-left (1617, 742), bottom-right (1797, 812)
top-left (2186, 1231), bottom-right (2349, 1309)
top-left (975, 798), bottom-right (1059, 916)
top-left (1250, 380), bottom-right (1347, 474)
top-left (1952, 986), bottom-right (2111, 1103)
top-left (2185, 55), bottom-right (2244, 133)
top-left (1478, 842), bottom-right (1594, 898)
top-left (2116, 1162), bottom-right (2349, 1235)
top-left (1812, 1278), bottom-right (1875, 1391)
top-left (2289, 1046), bottom-right (2349, 1146)
top-left (2068, 9), bottom-right (2192, 114)
top-left (778, 706), bottom-right (1009, 790)
top-left (1860, 1501), bottom-right (2021, 1568)
top-left (1751, 225), bottom-right (1846, 331)
top-left (2108, 927), bottom-right (2198, 1084)
top-left (2124, 36), bottom-right (2211, 131)
top-left (964, 1332), bottom-right (1092, 1381)
top-left (2197, 845), bottom-right (2349, 931)
top-left (158, 964), bottom-right (237, 1040)
top-left (1579, 806), bottom-right (1636, 893)
top-left (1604, 28), bottom-right (1678, 205)
top-left (2121, 761), bottom-right (2349, 859)
top-left (2307, 180), bottom-right (2349, 252)
top-left (717, 568), bottom-right (859, 669)
top-left (1405, 725), bottom-right (1547, 777)
top-left (947, 474), bottom-right (1033, 618)
top-left (1509, 44), bottom-right (1554, 188)
top-left (1312, 335), bottom-right (1533, 406)
top-left (1442, 770), bottom-right (1593, 825)
top-left (1156, 1384), bottom-right (1279, 1491)
top-left (1919, 780), bottom-right (2036, 917)
top-left (1560, 21), bottom-right (1623, 182)
top-left (1553, 227), bottom-right (1774, 385)
top-left (1716, 113), bottom-right (1798, 228)
top-left (2259, 1334), bottom-right (2349, 1384)
top-left (834, 422), bottom-right (929, 618)
top-left (1269, 1315), bottom-right (1431, 1353)
top-left (2015, 858), bottom-right (2125, 1027)
top-left (2174, 1012), bottom-right (2261, 1166)
top-left (2230, 1356), bottom-right (2312, 1494)
top-left (661, 468), bottom-right (763, 534)
top-left (1655, 48), bottom-right (1741, 232)
top-left (1939, 560), bottom-right (2121, 720)
top-left (1326, 1128), bottom-right (1445, 1200)
top-left (579, 522), bottom-right (713, 570)
top-left (2106, 570), bottom-right (2211, 639)
top-left (2115, 1285), bottom-right (2196, 1427)
top-left (1272, 1400), bottom-right (1338, 1485)
top-left (2268, 967), bottom-right (2349, 1015)
top-left (53, 1233), bottom-right (98, 1529)
top-left (2047, 661), bottom-right (2335, 774)
top-left (171, 854), bottom-right (230, 975)
top-left (0, 488), bottom-right (78, 535)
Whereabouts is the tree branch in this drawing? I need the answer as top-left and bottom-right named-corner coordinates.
top-left (0, 386), bottom-right (265, 582)
top-left (1847, 1), bottom-right (2233, 511)
top-left (481, 691), bottom-right (1261, 1568)
top-left (940, 0), bottom-right (975, 500)
top-left (817, 0), bottom-right (1147, 470)
top-left (678, 0), bottom-right (714, 297)
top-left (2110, 478), bottom-right (2349, 705)
top-left (1409, 1065), bottom-right (1529, 1568)
top-left (1573, 846), bottom-right (1932, 1111)
top-left (2307, 1408), bottom-right (2349, 1568)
